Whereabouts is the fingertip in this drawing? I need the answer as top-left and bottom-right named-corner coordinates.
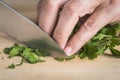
top-left (64, 46), bottom-right (72, 56)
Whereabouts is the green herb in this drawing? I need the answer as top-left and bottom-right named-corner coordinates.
top-left (8, 63), bottom-right (15, 69)
top-left (8, 59), bottom-right (23, 69)
top-left (4, 44), bottom-right (25, 58)
top-left (27, 52), bottom-right (40, 63)
top-left (109, 47), bottom-right (120, 57)
top-left (54, 55), bottom-right (75, 62)
top-left (79, 52), bottom-right (87, 59)
top-left (3, 47), bottom-right (12, 54)
top-left (3, 43), bottom-right (45, 68)
top-left (7, 56), bottom-right (12, 59)
top-left (54, 58), bottom-right (64, 62)
top-left (34, 49), bottom-right (43, 56)
top-left (77, 23), bottom-right (120, 59)
top-left (3, 23), bottom-right (120, 67)
top-left (21, 48), bottom-right (31, 59)
top-left (65, 55), bottom-right (75, 61)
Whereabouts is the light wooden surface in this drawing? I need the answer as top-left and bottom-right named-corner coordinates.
top-left (0, 0), bottom-right (120, 80)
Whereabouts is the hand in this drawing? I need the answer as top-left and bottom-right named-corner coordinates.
top-left (37, 0), bottom-right (120, 56)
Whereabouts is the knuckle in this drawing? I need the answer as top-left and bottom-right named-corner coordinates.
top-left (74, 34), bottom-right (81, 42)
top-left (82, 19), bottom-right (95, 31)
top-left (62, 3), bottom-right (78, 15)
top-left (53, 31), bottom-right (64, 41)
top-left (46, 0), bottom-right (57, 6)
top-left (41, 0), bottom-right (59, 8)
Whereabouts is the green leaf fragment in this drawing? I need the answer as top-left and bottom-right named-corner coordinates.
top-left (93, 34), bottom-right (109, 40)
top-left (7, 59), bottom-right (24, 69)
top-left (8, 63), bottom-right (15, 69)
top-left (79, 52), bottom-right (87, 59)
top-left (109, 47), bottom-right (120, 57)
top-left (54, 55), bottom-right (75, 62)
top-left (9, 47), bottom-right (20, 57)
top-left (54, 57), bottom-right (64, 62)
top-left (65, 55), bottom-right (75, 61)
top-left (88, 53), bottom-right (97, 60)
top-left (110, 38), bottom-right (120, 47)
top-left (4, 43), bottom-right (25, 57)
top-left (97, 45), bottom-right (107, 55)
top-left (3, 47), bottom-right (12, 54)
top-left (28, 52), bottom-right (40, 63)
top-left (7, 56), bottom-right (12, 59)
top-left (21, 48), bottom-right (31, 59)
top-left (113, 23), bottom-right (120, 32)
top-left (34, 49), bottom-right (43, 56)
top-left (3, 23), bottom-right (120, 69)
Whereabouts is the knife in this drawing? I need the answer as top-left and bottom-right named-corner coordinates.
top-left (0, 1), bottom-right (67, 58)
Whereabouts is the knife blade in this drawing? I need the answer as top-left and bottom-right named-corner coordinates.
top-left (0, 1), bottom-right (67, 58)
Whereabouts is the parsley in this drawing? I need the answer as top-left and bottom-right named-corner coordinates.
top-left (109, 47), bottom-right (120, 57)
top-left (54, 57), bottom-right (64, 62)
top-left (65, 55), bottom-right (75, 61)
top-left (55, 23), bottom-right (120, 60)
top-left (27, 52), bottom-right (40, 63)
top-left (3, 23), bottom-right (120, 68)
top-left (79, 52), bottom-right (87, 59)
top-left (8, 63), bottom-right (16, 69)
top-left (54, 55), bottom-right (75, 62)
top-left (3, 47), bottom-right (12, 53)
top-left (7, 59), bottom-right (23, 69)
top-left (4, 43), bottom-right (45, 68)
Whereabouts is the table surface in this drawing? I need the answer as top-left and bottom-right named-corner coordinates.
top-left (0, 0), bottom-right (120, 80)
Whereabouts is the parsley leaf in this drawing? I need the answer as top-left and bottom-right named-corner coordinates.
top-left (54, 57), bottom-right (64, 62)
top-left (109, 47), bottom-right (120, 57)
top-left (8, 63), bottom-right (15, 69)
top-left (3, 23), bottom-right (120, 68)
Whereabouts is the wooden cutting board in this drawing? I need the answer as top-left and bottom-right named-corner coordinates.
top-left (0, 0), bottom-right (120, 80)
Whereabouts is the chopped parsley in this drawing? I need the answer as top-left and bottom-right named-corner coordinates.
top-left (3, 23), bottom-right (120, 68)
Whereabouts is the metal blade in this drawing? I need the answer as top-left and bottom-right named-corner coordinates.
top-left (0, 1), bottom-right (67, 58)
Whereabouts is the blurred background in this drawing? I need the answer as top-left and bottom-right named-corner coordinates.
top-left (3, 0), bottom-right (39, 22)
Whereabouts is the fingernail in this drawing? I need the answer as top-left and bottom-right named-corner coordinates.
top-left (64, 47), bottom-right (72, 56)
